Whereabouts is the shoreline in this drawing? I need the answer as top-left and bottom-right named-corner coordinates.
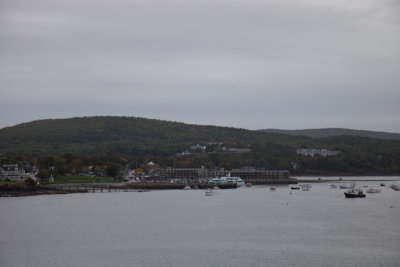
top-left (0, 185), bottom-right (88, 197)
top-left (2, 177), bottom-right (399, 197)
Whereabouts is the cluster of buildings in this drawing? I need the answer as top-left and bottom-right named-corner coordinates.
top-left (296, 148), bottom-right (340, 157)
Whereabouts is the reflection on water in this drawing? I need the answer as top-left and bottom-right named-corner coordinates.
top-left (1, 179), bottom-right (400, 267)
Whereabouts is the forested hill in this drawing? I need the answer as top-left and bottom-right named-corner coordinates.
top-left (259, 128), bottom-right (400, 140)
top-left (0, 116), bottom-right (296, 156)
top-left (0, 116), bottom-right (400, 175)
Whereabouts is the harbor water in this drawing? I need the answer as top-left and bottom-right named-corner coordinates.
top-left (1, 178), bottom-right (400, 267)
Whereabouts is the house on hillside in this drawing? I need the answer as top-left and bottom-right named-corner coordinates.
top-left (296, 148), bottom-right (340, 157)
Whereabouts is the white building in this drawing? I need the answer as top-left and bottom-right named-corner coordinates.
top-left (296, 148), bottom-right (340, 157)
top-left (124, 169), bottom-right (136, 181)
top-left (1, 164), bottom-right (36, 181)
top-left (190, 144), bottom-right (207, 151)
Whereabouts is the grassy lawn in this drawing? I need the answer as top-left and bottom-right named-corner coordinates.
top-left (52, 175), bottom-right (113, 184)
top-left (0, 180), bottom-right (20, 185)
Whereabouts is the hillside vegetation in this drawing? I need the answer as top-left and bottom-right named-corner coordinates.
top-left (0, 116), bottom-right (399, 175)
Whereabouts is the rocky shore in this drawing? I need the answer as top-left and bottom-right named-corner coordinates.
top-left (0, 184), bottom-right (88, 197)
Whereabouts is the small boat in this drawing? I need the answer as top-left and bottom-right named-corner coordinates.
top-left (246, 182), bottom-right (252, 187)
top-left (344, 183), bottom-right (365, 198)
top-left (330, 184), bottom-right (337, 188)
top-left (269, 186), bottom-right (276, 191)
top-left (340, 185), bottom-right (352, 189)
top-left (389, 185), bottom-right (400, 190)
top-left (291, 186), bottom-right (301, 190)
top-left (366, 188), bottom-right (380, 193)
top-left (302, 184), bottom-right (311, 191)
top-left (380, 183), bottom-right (386, 186)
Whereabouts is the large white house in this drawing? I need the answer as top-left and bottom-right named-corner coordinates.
top-left (1, 164), bottom-right (36, 181)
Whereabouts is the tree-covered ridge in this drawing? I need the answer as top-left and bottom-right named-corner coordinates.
top-left (0, 116), bottom-right (300, 156)
top-left (0, 116), bottom-right (399, 175)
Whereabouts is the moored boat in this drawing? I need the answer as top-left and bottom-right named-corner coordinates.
top-left (300, 184), bottom-right (311, 191)
top-left (366, 188), bottom-right (380, 193)
top-left (344, 183), bottom-right (365, 198)
top-left (208, 174), bottom-right (245, 187)
top-left (389, 184), bottom-right (400, 190)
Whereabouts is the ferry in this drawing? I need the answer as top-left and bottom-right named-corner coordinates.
top-left (208, 175), bottom-right (245, 187)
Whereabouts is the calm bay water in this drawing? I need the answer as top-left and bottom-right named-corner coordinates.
top-left (1, 179), bottom-right (400, 267)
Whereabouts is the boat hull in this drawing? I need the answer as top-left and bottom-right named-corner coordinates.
top-left (344, 192), bottom-right (366, 198)
top-left (218, 183), bottom-right (237, 189)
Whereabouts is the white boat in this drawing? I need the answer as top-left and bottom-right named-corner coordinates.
top-left (208, 174), bottom-right (245, 187)
top-left (366, 188), bottom-right (380, 193)
top-left (225, 176), bottom-right (245, 187)
top-left (208, 177), bottom-right (229, 184)
top-left (301, 184), bottom-right (311, 191)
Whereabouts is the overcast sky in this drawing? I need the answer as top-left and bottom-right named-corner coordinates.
top-left (1, 0), bottom-right (399, 132)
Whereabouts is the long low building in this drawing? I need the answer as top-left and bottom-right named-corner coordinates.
top-left (230, 169), bottom-right (290, 183)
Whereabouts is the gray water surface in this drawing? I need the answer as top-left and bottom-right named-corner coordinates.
top-left (1, 181), bottom-right (400, 267)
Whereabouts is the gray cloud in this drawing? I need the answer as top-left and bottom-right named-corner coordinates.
top-left (1, 0), bottom-right (399, 132)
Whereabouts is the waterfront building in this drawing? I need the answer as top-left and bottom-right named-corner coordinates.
top-left (165, 168), bottom-right (206, 181)
top-left (1, 164), bottom-right (36, 181)
top-left (229, 169), bottom-right (290, 183)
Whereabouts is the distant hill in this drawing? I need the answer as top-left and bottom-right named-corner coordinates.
top-left (259, 128), bottom-right (400, 140)
top-left (0, 116), bottom-right (295, 156)
top-left (0, 117), bottom-right (399, 175)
